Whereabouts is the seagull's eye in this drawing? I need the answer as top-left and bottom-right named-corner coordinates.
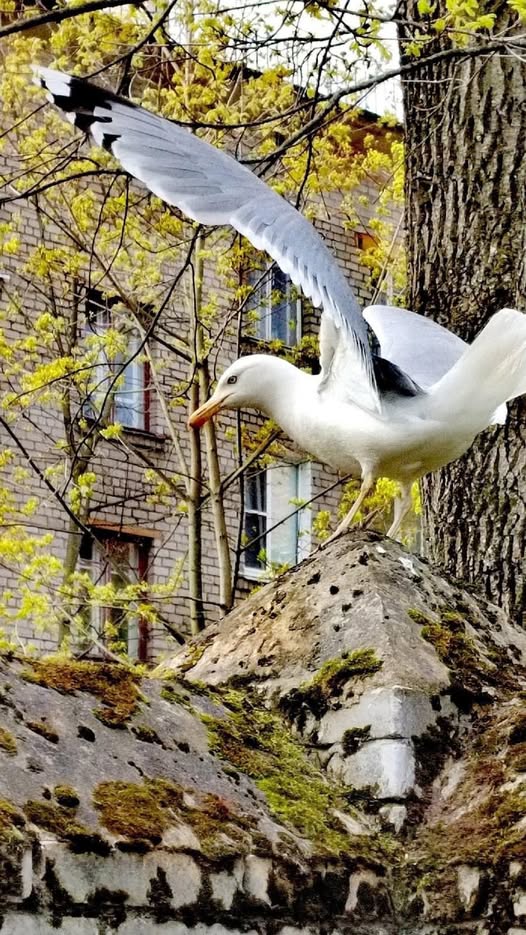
top-left (227, 375), bottom-right (238, 385)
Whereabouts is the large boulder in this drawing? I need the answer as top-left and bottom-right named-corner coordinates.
top-left (0, 530), bottom-right (525, 933)
top-left (166, 531), bottom-right (526, 812)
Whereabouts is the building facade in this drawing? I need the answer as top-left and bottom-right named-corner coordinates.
top-left (0, 119), bottom-right (399, 662)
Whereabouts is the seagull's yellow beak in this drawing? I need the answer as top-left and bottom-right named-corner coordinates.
top-left (188, 394), bottom-right (227, 429)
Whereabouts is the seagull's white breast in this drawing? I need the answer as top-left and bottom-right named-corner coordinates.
top-left (280, 382), bottom-right (478, 483)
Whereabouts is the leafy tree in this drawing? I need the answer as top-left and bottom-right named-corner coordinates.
top-left (0, 0), bottom-right (403, 649)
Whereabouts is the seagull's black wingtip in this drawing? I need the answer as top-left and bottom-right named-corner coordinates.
top-left (374, 355), bottom-right (423, 398)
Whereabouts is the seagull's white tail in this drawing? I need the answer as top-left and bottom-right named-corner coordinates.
top-left (428, 308), bottom-right (526, 426)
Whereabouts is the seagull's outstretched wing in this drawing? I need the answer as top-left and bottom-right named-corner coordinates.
top-left (34, 67), bottom-right (380, 413)
top-left (364, 304), bottom-right (507, 424)
top-left (364, 304), bottom-right (465, 389)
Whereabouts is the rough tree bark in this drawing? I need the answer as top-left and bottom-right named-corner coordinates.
top-left (398, 3), bottom-right (526, 625)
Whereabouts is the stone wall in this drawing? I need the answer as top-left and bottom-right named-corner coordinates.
top-left (0, 531), bottom-right (525, 932)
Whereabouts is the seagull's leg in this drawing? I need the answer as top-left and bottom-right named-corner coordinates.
top-left (323, 474), bottom-right (374, 545)
top-left (387, 482), bottom-right (413, 540)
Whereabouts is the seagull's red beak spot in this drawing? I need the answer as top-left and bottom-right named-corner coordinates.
top-left (188, 397), bottom-right (224, 429)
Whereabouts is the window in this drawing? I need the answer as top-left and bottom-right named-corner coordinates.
top-left (84, 289), bottom-right (150, 432)
top-left (242, 462), bottom-right (311, 577)
top-left (244, 469), bottom-right (268, 571)
top-left (247, 264), bottom-right (300, 345)
top-left (78, 530), bottom-right (151, 661)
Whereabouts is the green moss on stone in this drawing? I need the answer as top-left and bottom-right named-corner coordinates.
top-left (53, 785), bottom-right (80, 808)
top-left (420, 609), bottom-right (490, 697)
top-left (22, 659), bottom-right (140, 727)
top-left (0, 726), bottom-right (17, 755)
top-left (407, 608), bottom-right (434, 627)
top-left (92, 779), bottom-right (256, 858)
top-left (280, 648), bottom-right (382, 722)
top-left (0, 797), bottom-right (26, 842)
top-left (201, 685), bottom-right (379, 858)
top-left (185, 791), bottom-right (258, 859)
top-left (26, 720), bottom-right (59, 744)
top-left (178, 643), bottom-right (206, 674)
top-left (412, 604), bottom-right (525, 703)
top-left (131, 724), bottom-right (161, 744)
top-left (93, 779), bottom-right (183, 841)
top-left (23, 799), bottom-right (110, 854)
top-left (160, 682), bottom-right (195, 712)
top-left (304, 648), bottom-right (382, 699)
top-left (405, 700), bottom-right (526, 914)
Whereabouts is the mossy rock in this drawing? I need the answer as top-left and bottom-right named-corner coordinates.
top-left (0, 727), bottom-right (17, 756)
top-left (22, 659), bottom-right (141, 727)
top-left (93, 779), bottom-right (183, 842)
top-left (92, 779), bottom-right (257, 859)
top-left (0, 797), bottom-right (26, 844)
top-left (131, 723), bottom-right (162, 744)
top-left (53, 784), bottom-right (80, 808)
top-left (199, 683), bottom-right (385, 860)
top-left (415, 603), bottom-right (526, 707)
top-left (280, 648), bottom-right (382, 722)
top-left (26, 720), bottom-right (59, 744)
top-left (23, 799), bottom-right (110, 855)
top-left (405, 701), bottom-right (526, 916)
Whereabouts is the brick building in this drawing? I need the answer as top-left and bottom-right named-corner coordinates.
top-left (0, 103), bottom-right (400, 662)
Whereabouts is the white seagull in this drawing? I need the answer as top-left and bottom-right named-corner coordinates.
top-left (34, 68), bottom-right (526, 539)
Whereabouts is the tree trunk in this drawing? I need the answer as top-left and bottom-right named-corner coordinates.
top-left (398, 4), bottom-right (526, 625)
top-left (193, 236), bottom-right (233, 617)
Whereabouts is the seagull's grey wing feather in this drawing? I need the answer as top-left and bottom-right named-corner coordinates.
top-left (364, 304), bottom-right (465, 388)
top-left (35, 67), bottom-right (379, 412)
top-left (364, 304), bottom-right (506, 424)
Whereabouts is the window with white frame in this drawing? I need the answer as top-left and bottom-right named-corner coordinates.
top-left (84, 289), bottom-right (150, 432)
top-left (78, 530), bottom-right (150, 660)
top-left (247, 264), bottom-right (301, 345)
top-left (242, 462), bottom-right (311, 576)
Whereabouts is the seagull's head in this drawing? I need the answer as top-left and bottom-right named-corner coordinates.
top-left (188, 355), bottom-right (291, 428)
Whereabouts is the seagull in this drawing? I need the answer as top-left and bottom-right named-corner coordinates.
top-left (34, 68), bottom-right (526, 540)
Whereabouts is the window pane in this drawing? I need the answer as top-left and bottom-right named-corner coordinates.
top-left (268, 464), bottom-right (298, 566)
top-left (85, 290), bottom-right (112, 330)
top-left (83, 290), bottom-right (147, 431)
top-left (270, 268), bottom-right (290, 343)
top-left (271, 268), bottom-right (297, 344)
top-left (296, 462), bottom-right (312, 561)
top-left (246, 265), bottom-right (299, 344)
top-left (271, 296), bottom-right (289, 343)
top-left (246, 267), bottom-right (269, 340)
top-left (245, 470), bottom-right (267, 513)
top-left (244, 512), bottom-right (266, 569)
top-left (114, 356), bottom-right (145, 430)
top-left (79, 532), bottom-right (93, 561)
